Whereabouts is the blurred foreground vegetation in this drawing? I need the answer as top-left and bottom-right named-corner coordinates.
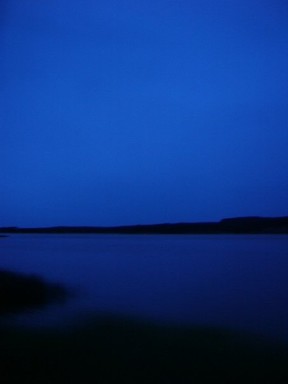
top-left (0, 314), bottom-right (287, 384)
top-left (0, 269), bottom-right (67, 315)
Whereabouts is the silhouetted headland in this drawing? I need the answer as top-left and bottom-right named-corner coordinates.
top-left (0, 216), bottom-right (287, 234)
top-left (0, 269), bottom-right (68, 315)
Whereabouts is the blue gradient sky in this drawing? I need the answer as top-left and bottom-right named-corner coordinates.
top-left (1, 0), bottom-right (288, 226)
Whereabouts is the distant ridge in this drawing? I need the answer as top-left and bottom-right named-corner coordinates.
top-left (0, 217), bottom-right (287, 234)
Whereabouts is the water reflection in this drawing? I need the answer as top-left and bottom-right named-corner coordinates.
top-left (0, 234), bottom-right (287, 343)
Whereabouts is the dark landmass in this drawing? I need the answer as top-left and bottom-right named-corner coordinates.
top-left (0, 216), bottom-right (287, 234)
top-left (0, 314), bottom-right (287, 383)
top-left (0, 269), bottom-right (68, 316)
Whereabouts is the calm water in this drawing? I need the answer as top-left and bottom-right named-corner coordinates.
top-left (0, 234), bottom-right (287, 342)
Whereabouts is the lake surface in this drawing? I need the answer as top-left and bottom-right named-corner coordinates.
top-left (0, 234), bottom-right (287, 343)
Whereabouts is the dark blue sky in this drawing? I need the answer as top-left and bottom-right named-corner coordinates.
top-left (1, 0), bottom-right (288, 226)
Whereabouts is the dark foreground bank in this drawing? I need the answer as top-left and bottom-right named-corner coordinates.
top-left (0, 314), bottom-right (287, 384)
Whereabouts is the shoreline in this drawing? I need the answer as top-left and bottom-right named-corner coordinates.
top-left (1, 216), bottom-right (287, 235)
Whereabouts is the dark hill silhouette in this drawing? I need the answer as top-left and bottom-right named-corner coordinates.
top-left (0, 216), bottom-right (287, 234)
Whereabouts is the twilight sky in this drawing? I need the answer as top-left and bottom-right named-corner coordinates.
top-left (1, 0), bottom-right (288, 227)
